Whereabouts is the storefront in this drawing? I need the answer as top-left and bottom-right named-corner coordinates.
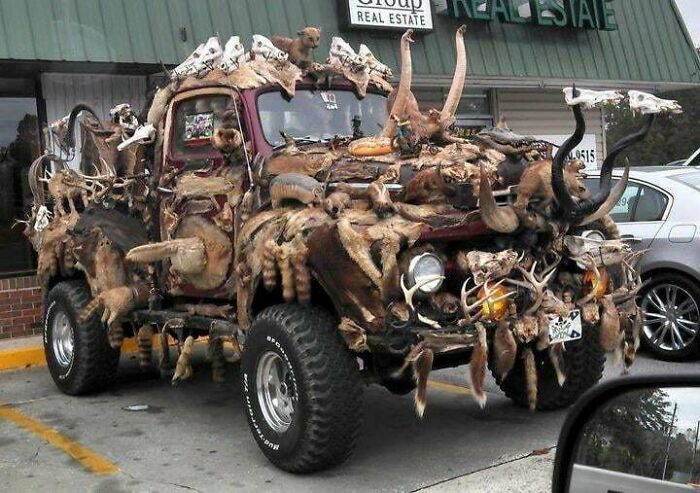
top-left (0, 0), bottom-right (698, 338)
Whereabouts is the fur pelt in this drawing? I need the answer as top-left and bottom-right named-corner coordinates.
top-left (469, 322), bottom-right (488, 408)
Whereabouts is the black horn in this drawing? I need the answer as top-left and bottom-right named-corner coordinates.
top-left (62, 104), bottom-right (103, 151)
top-left (551, 97), bottom-right (586, 221)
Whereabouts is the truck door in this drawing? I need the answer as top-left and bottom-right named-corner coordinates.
top-left (157, 87), bottom-right (251, 299)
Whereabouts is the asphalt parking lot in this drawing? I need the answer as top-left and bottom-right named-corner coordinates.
top-left (0, 347), bottom-right (697, 493)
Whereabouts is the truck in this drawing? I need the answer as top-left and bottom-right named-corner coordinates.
top-left (22, 28), bottom-right (672, 472)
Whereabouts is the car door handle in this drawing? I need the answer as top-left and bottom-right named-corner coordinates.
top-left (621, 234), bottom-right (642, 243)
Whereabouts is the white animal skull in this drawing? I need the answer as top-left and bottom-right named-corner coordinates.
top-left (117, 124), bottom-right (156, 151)
top-left (328, 37), bottom-right (367, 71)
top-left (251, 34), bottom-right (288, 62)
top-left (564, 236), bottom-right (631, 269)
top-left (358, 44), bottom-right (392, 78)
top-left (628, 90), bottom-right (683, 115)
top-left (34, 205), bottom-right (52, 232)
top-left (220, 35), bottom-right (250, 72)
top-left (171, 36), bottom-right (223, 80)
top-left (563, 88), bottom-right (625, 109)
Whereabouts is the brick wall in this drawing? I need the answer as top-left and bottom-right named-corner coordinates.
top-left (0, 276), bottom-right (43, 339)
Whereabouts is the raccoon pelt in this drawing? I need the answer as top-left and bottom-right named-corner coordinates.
top-left (290, 238), bottom-right (311, 304)
top-left (469, 322), bottom-right (488, 408)
top-left (275, 241), bottom-right (296, 303)
top-left (262, 239), bottom-right (279, 291)
top-left (137, 324), bottom-right (154, 369)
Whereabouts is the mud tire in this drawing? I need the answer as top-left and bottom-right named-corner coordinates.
top-left (489, 322), bottom-right (605, 411)
top-left (241, 304), bottom-right (363, 473)
top-left (44, 281), bottom-right (120, 395)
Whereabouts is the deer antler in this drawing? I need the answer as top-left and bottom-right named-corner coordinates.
top-left (459, 278), bottom-right (514, 324)
top-left (506, 261), bottom-right (557, 314)
top-left (400, 274), bottom-right (445, 329)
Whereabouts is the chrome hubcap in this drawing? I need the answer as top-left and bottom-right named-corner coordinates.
top-left (642, 283), bottom-right (700, 351)
top-left (51, 311), bottom-right (75, 368)
top-left (255, 351), bottom-right (295, 433)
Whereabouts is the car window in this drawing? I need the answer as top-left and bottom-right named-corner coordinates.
top-left (583, 179), bottom-right (668, 223)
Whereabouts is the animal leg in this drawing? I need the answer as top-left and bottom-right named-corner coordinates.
top-left (469, 322), bottom-right (488, 408)
top-left (172, 336), bottom-right (194, 384)
top-left (208, 336), bottom-right (226, 384)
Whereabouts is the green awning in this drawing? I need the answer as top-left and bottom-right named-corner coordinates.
top-left (0, 0), bottom-right (698, 88)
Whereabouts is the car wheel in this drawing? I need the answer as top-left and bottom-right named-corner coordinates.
top-left (44, 281), bottom-right (120, 395)
top-left (640, 273), bottom-right (700, 361)
top-left (241, 304), bottom-right (363, 473)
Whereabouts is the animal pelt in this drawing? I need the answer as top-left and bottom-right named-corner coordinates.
top-left (211, 109), bottom-right (244, 155)
top-left (175, 303), bottom-right (233, 319)
top-left (208, 336), bottom-right (226, 384)
top-left (72, 229), bottom-right (128, 297)
top-left (493, 320), bottom-right (517, 380)
top-left (513, 315), bottom-right (539, 344)
top-left (338, 317), bottom-right (369, 352)
top-left (137, 324), bottom-right (154, 369)
top-left (403, 167), bottom-right (455, 205)
top-left (247, 58), bottom-right (302, 98)
top-left (35, 213), bottom-right (79, 284)
top-left (270, 173), bottom-right (324, 208)
top-left (79, 284), bottom-right (148, 346)
top-left (147, 83), bottom-right (176, 126)
top-left (271, 27), bottom-right (321, 69)
top-left (323, 190), bottom-right (352, 217)
top-left (513, 158), bottom-right (588, 229)
top-left (469, 322), bottom-right (488, 408)
top-left (394, 203), bottom-right (474, 230)
top-left (457, 250), bottom-right (519, 285)
top-left (367, 180), bottom-right (396, 216)
top-left (262, 239), bottom-right (279, 291)
top-left (393, 343), bottom-right (434, 418)
top-left (549, 343), bottom-right (567, 387)
top-left (599, 295), bottom-right (621, 352)
top-left (523, 347), bottom-right (538, 411)
top-left (581, 303), bottom-right (600, 325)
top-left (291, 238), bottom-right (311, 304)
top-left (430, 292), bottom-right (460, 316)
top-left (172, 335), bottom-right (195, 384)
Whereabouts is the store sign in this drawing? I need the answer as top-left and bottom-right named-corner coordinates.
top-left (342, 0), bottom-right (434, 31)
top-left (538, 134), bottom-right (598, 170)
top-left (439, 0), bottom-right (618, 30)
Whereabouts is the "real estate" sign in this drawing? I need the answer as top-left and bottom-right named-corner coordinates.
top-left (342, 0), bottom-right (434, 31)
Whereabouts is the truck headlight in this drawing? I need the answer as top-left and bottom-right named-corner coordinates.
top-left (407, 253), bottom-right (444, 294)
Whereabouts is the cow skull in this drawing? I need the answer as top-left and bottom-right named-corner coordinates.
top-left (251, 34), bottom-right (288, 62)
top-left (563, 87), bottom-right (625, 109)
top-left (628, 90), bottom-right (683, 115)
top-left (328, 37), bottom-right (367, 71)
top-left (117, 124), bottom-right (156, 151)
top-left (172, 36), bottom-right (223, 80)
top-left (564, 236), bottom-right (631, 269)
top-left (220, 35), bottom-right (250, 72)
top-left (358, 44), bottom-right (392, 78)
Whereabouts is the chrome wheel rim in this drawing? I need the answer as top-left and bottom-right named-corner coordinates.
top-left (51, 311), bottom-right (75, 368)
top-left (642, 283), bottom-right (700, 351)
top-left (255, 351), bottom-right (295, 433)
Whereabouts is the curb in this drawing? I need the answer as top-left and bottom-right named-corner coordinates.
top-left (0, 338), bottom-right (142, 372)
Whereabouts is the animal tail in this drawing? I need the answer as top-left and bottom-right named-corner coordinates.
top-left (413, 347), bottom-right (434, 419)
top-left (208, 336), bottom-right (226, 385)
top-left (549, 343), bottom-right (566, 387)
top-left (523, 348), bottom-right (538, 412)
top-left (78, 296), bottom-right (103, 325)
top-left (137, 324), bottom-right (154, 369)
top-left (469, 322), bottom-right (488, 408)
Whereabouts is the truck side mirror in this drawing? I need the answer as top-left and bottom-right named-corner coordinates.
top-left (553, 375), bottom-right (700, 493)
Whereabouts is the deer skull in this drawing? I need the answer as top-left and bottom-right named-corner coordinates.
top-left (628, 90), bottom-right (682, 115)
top-left (252, 34), bottom-right (288, 62)
top-left (563, 87), bottom-right (624, 109)
top-left (172, 36), bottom-right (223, 80)
top-left (564, 236), bottom-right (631, 269)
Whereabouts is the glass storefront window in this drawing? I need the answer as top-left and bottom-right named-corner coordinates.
top-left (0, 96), bottom-right (40, 277)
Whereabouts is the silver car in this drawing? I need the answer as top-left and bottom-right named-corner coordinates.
top-left (586, 166), bottom-right (700, 361)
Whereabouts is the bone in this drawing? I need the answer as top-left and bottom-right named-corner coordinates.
top-left (563, 87), bottom-right (624, 109)
top-left (628, 90), bottom-right (682, 115)
top-left (252, 34), bottom-right (289, 62)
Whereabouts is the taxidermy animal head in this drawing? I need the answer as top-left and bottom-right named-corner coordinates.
top-left (297, 27), bottom-right (321, 49)
top-left (628, 90), bottom-right (683, 115)
top-left (252, 34), bottom-right (289, 62)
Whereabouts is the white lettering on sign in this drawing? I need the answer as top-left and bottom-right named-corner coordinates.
top-left (537, 134), bottom-right (599, 170)
top-left (347, 0), bottom-right (434, 30)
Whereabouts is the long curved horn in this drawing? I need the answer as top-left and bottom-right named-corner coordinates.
top-left (62, 104), bottom-right (104, 150)
top-left (551, 98), bottom-right (586, 221)
top-left (478, 163), bottom-right (519, 233)
top-left (588, 114), bottom-right (656, 210)
top-left (381, 29), bottom-right (414, 139)
top-left (440, 25), bottom-right (467, 127)
top-left (578, 162), bottom-right (630, 226)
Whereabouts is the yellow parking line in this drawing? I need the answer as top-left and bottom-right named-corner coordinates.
top-left (0, 403), bottom-right (119, 475)
top-left (428, 380), bottom-right (473, 396)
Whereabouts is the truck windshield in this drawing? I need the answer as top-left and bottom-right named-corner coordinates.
top-left (258, 90), bottom-right (387, 146)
